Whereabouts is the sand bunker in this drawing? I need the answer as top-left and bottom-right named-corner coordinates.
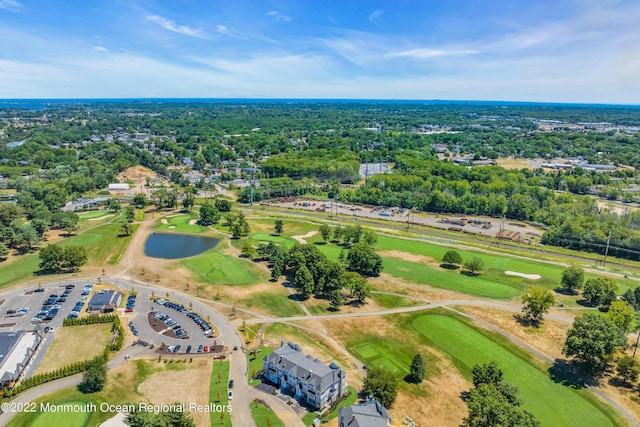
top-left (168, 225), bottom-right (176, 229)
top-left (189, 219), bottom-right (197, 225)
top-left (161, 219), bottom-right (168, 224)
top-left (505, 270), bottom-right (541, 280)
top-left (293, 230), bottom-right (318, 243)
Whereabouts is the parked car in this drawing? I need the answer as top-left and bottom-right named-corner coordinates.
top-left (228, 391), bottom-right (233, 400)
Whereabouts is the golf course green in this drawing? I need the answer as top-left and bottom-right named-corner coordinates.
top-left (413, 314), bottom-right (619, 427)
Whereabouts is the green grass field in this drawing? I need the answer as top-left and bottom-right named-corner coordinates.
top-left (352, 343), bottom-right (407, 375)
top-left (247, 346), bottom-right (274, 385)
top-left (413, 313), bottom-right (621, 427)
top-left (368, 292), bottom-right (416, 308)
top-left (58, 223), bottom-right (136, 266)
top-left (239, 291), bottom-right (305, 317)
top-left (0, 253), bottom-right (39, 289)
top-left (77, 210), bottom-right (114, 220)
top-left (249, 233), bottom-right (298, 249)
top-left (184, 250), bottom-right (267, 286)
top-left (156, 213), bottom-right (206, 233)
top-left (29, 402), bottom-right (90, 427)
top-left (209, 360), bottom-right (232, 427)
top-left (250, 400), bottom-right (284, 427)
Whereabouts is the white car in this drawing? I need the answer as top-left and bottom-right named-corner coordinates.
top-left (228, 391), bottom-right (233, 400)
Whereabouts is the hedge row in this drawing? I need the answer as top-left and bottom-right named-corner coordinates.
top-left (62, 314), bottom-right (117, 326)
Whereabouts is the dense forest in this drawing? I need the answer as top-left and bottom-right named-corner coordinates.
top-left (1, 100), bottom-right (640, 259)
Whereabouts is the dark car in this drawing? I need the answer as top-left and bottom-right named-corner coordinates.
top-left (186, 345), bottom-right (192, 353)
top-left (228, 379), bottom-right (234, 388)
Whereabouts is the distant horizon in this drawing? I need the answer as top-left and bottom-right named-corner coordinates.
top-left (1, 97), bottom-right (639, 108)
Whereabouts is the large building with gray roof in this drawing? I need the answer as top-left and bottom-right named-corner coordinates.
top-left (263, 341), bottom-right (347, 409)
top-left (338, 399), bottom-right (390, 427)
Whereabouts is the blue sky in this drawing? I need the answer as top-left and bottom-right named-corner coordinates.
top-left (0, 0), bottom-right (638, 103)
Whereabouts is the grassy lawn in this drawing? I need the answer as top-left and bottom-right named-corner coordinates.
top-left (247, 218), bottom-right (318, 237)
top-left (58, 223), bottom-right (136, 266)
top-left (29, 402), bottom-right (89, 427)
top-left (184, 248), bottom-right (268, 286)
top-left (413, 313), bottom-right (622, 427)
top-left (249, 233), bottom-right (298, 249)
top-left (247, 346), bottom-right (274, 385)
top-left (33, 324), bottom-right (113, 375)
top-left (250, 400), bottom-right (284, 427)
top-left (350, 342), bottom-right (408, 376)
top-left (382, 257), bottom-right (522, 299)
top-left (0, 253), bottom-right (39, 289)
top-left (77, 210), bottom-right (115, 220)
top-left (156, 213), bottom-right (206, 233)
top-left (238, 291), bottom-right (305, 318)
top-left (209, 360), bottom-right (232, 427)
top-left (368, 292), bottom-right (418, 308)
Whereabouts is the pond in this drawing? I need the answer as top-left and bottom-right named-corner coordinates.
top-left (144, 233), bottom-right (220, 259)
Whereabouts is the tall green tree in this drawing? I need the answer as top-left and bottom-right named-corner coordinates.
top-left (563, 313), bottom-right (627, 373)
top-left (463, 257), bottom-right (484, 275)
top-left (583, 277), bottom-right (618, 307)
top-left (39, 244), bottom-right (64, 272)
top-left (606, 301), bottom-right (635, 333)
top-left (274, 219), bottom-right (284, 235)
top-left (62, 246), bottom-right (88, 272)
top-left (362, 367), bottom-right (398, 408)
top-left (442, 250), bottom-right (463, 266)
top-left (561, 264), bottom-right (584, 293)
top-left (293, 265), bottom-right (314, 298)
top-left (198, 203), bottom-right (219, 226)
top-left (407, 353), bottom-right (426, 384)
top-left (119, 222), bottom-right (133, 236)
top-left (521, 288), bottom-right (555, 324)
top-left (319, 224), bottom-right (331, 242)
top-left (78, 357), bottom-right (107, 393)
top-left (616, 356), bottom-right (640, 385)
top-left (346, 242), bottom-right (383, 277)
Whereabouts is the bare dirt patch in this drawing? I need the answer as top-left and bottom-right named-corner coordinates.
top-left (496, 157), bottom-right (537, 170)
top-left (505, 270), bottom-right (541, 280)
top-left (137, 358), bottom-right (212, 427)
top-left (117, 166), bottom-right (158, 183)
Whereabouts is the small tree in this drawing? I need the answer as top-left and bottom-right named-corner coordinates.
top-left (463, 257), bottom-right (484, 276)
top-left (606, 301), bottom-right (635, 333)
top-left (329, 289), bottom-right (343, 311)
top-left (274, 220), bottom-right (284, 235)
top-left (616, 355), bottom-right (640, 385)
top-left (521, 288), bottom-right (555, 325)
top-left (119, 222), bottom-right (133, 236)
top-left (293, 265), bottom-right (314, 298)
top-left (407, 353), bottom-right (426, 383)
top-left (442, 250), bottom-right (462, 267)
top-left (319, 224), bottom-right (331, 242)
top-left (561, 264), bottom-right (584, 293)
top-left (241, 241), bottom-right (256, 259)
top-left (78, 357), bottom-right (107, 393)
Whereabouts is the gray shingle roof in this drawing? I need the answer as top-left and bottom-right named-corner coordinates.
top-left (338, 400), bottom-right (389, 427)
top-left (264, 342), bottom-right (344, 391)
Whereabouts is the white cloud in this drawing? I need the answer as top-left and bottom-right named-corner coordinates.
top-left (145, 15), bottom-right (206, 38)
top-left (267, 11), bottom-right (291, 22)
top-left (387, 48), bottom-right (478, 59)
top-left (94, 46), bottom-right (108, 52)
top-left (0, 0), bottom-right (21, 12)
top-left (368, 10), bottom-right (384, 27)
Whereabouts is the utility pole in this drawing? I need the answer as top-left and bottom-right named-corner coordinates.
top-left (603, 230), bottom-right (612, 266)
